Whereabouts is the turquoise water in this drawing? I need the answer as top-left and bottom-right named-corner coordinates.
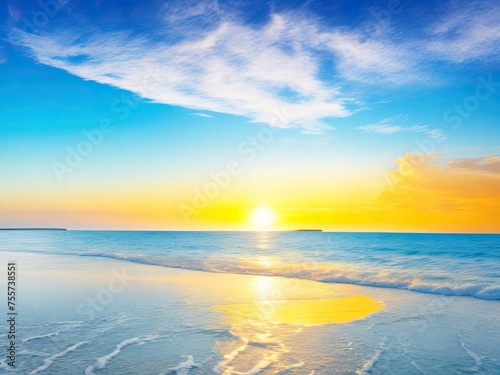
top-left (0, 231), bottom-right (499, 374)
top-left (1, 230), bottom-right (499, 299)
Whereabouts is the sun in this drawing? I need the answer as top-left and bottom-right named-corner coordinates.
top-left (251, 208), bottom-right (275, 229)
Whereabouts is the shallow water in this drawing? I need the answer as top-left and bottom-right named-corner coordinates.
top-left (0, 250), bottom-right (499, 374)
top-left (1, 230), bottom-right (499, 299)
top-left (1, 231), bottom-right (500, 374)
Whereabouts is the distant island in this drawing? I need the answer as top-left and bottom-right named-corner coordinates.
top-left (0, 228), bottom-right (67, 230)
top-left (293, 229), bottom-right (323, 232)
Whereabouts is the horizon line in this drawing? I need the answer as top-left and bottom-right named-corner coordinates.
top-left (1, 228), bottom-right (499, 235)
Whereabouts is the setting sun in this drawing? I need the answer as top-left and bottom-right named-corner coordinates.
top-left (251, 208), bottom-right (275, 229)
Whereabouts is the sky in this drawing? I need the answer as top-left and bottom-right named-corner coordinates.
top-left (0, 0), bottom-right (499, 232)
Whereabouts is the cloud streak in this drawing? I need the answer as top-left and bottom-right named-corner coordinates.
top-left (190, 112), bottom-right (214, 118)
top-left (426, 1), bottom-right (500, 63)
top-left (10, 14), bottom-right (354, 130)
top-left (380, 153), bottom-right (500, 218)
top-left (447, 156), bottom-right (500, 173)
top-left (358, 116), bottom-right (446, 139)
top-left (8, 0), bottom-right (500, 130)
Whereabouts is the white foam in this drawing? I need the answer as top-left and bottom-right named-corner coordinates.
top-left (0, 358), bottom-right (9, 370)
top-left (344, 341), bottom-right (353, 351)
top-left (17, 349), bottom-right (49, 357)
top-left (166, 355), bottom-right (200, 374)
top-left (279, 360), bottom-right (304, 372)
top-left (460, 339), bottom-right (482, 372)
top-left (356, 338), bottom-right (386, 375)
top-left (85, 335), bottom-right (159, 375)
top-left (475, 285), bottom-right (500, 300)
top-left (82, 252), bottom-right (500, 300)
top-left (410, 360), bottom-right (427, 374)
top-left (213, 338), bottom-right (249, 373)
top-left (22, 330), bottom-right (65, 344)
top-left (22, 321), bottom-right (82, 343)
top-left (28, 341), bottom-right (88, 374)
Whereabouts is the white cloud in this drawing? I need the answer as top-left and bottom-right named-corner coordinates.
top-left (379, 152), bottom-right (500, 218)
top-left (320, 32), bottom-right (419, 85)
top-left (10, 14), bottom-right (357, 131)
top-left (447, 156), bottom-right (500, 173)
top-left (359, 124), bottom-right (403, 134)
top-left (190, 112), bottom-right (214, 118)
top-left (8, 0), bottom-right (500, 130)
top-left (358, 116), bottom-right (446, 139)
top-left (9, 6), bottom-right (425, 131)
top-left (426, 1), bottom-right (500, 62)
top-left (0, 46), bottom-right (6, 64)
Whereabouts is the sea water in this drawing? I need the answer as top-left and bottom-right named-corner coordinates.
top-left (0, 231), bottom-right (499, 374)
top-left (1, 230), bottom-right (499, 300)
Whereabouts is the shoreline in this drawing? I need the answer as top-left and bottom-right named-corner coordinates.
top-left (1, 251), bottom-right (499, 374)
top-left (2, 249), bottom-right (498, 302)
top-left (1, 250), bottom-right (392, 299)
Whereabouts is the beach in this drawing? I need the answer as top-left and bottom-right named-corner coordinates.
top-left (1, 250), bottom-right (499, 374)
top-left (3, 0), bottom-right (500, 372)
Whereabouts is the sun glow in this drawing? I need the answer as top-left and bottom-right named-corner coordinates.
top-left (251, 208), bottom-right (275, 229)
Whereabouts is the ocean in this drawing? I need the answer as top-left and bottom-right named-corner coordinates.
top-left (0, 230), bottom-right (499, 374)
top-left (1, 230), bottom-right (499, 300)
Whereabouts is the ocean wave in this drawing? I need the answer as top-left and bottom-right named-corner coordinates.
top-left (28, 341), bottom-right (88, 375)
top-left (80, 251), bottom-right (500, 301)
top-left (356, 338), bottom-right (386, 375)
top-left (166, 355), bottom-right (201, 375)
top-left (85, 335), bottom-right (159, 375)
top-left (460, 337), bottom-right (483, 372)
top-left (22, 321), bottom-right (83, 344)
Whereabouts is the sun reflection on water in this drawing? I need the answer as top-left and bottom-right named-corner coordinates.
top-left (212, 273), bottom-right (384, 374)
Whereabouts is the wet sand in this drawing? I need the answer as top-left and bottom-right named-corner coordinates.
top-left (1, 251), bottom-right (499, 374)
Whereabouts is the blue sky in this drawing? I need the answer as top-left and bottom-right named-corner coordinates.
top-left (0, 0), bottom-right (499, 230)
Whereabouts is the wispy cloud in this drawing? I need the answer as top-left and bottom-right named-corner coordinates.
top-left (426, 1), bottom-right (500, 63)
top-left (358, 116), bottom-right (446, 139)
top-left (320, 32), bottom-right (419, 85)
top-left (447, 156), bottom-right (500, 173)
top-left (7, 0), bottom-right (500, 130)
top-left (380, 153), bottom-right (500, 219)
top-left (9, 14), bottom-right (355, 130)
top-left (0, 46), bottom-right (6, 64)
top-left (190, 112), bottom-right (214, 118)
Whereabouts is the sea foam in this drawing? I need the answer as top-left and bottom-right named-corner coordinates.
top-left (80, 251), bottom-right (500, 300)
top-left (85, 335), bottom-right (159, 375)
top-left (355, 338), bottom-right (386, 375)
top-left (28, 341), bottom-right (88, 375)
